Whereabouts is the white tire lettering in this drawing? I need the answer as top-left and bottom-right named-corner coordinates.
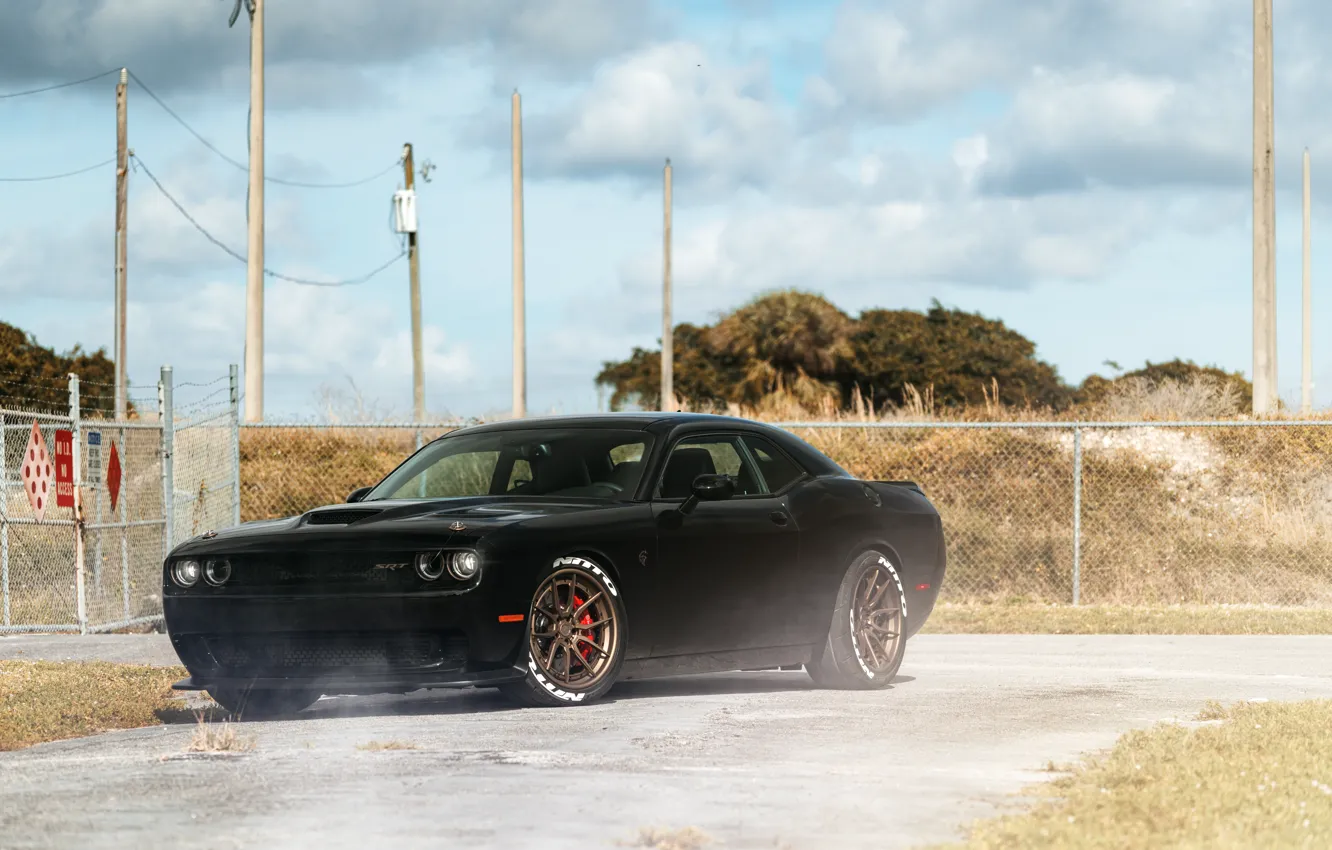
top-left (526, 557), bottom-right (615, 702)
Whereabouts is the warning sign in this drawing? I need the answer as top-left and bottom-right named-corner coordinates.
top-left (86, 431), bottom-right (102, 486)
top-left (19, 421), bottom-right (54, 522)
top-left (107, 440), bottom-right (123, 513)
top-left (54, 429), bottom-right (74, 509)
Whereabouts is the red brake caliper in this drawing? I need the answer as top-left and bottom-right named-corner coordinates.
top-left (572, 594), bottom-right (595, 660)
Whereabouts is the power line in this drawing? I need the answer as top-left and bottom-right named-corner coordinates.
top-left (0, 158), bottom-right (115, 182)
top-left (127, 70), bottom-right (402, 189)
top-left (131, 154), bottom-right (406, 287)
top-left (0, 69), bottom-right (118, 99)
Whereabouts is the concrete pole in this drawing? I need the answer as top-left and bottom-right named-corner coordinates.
top-left (403, 143), bottom-right (424, 421)
top-left (511, 91), bottom-right (527, 419)
top-left (1303, 148), bottom-right (1313, 415)
top-left (662, 159), bottom-right (674, 412)
top-left (114, 69), bottom-right (128, 420)
top-left (243, 0), bottom-right (265, 422)
top-left (1252, 0), bottom-right (1276, 415)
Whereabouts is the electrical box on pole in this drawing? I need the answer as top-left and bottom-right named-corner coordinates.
top-left (393, 189), bottom-right (418, 234)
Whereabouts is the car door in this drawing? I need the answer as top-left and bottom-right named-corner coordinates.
top-left (647, 432), bottom-right (802, 656)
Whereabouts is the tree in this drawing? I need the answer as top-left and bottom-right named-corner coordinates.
top-left (0, 322), bottom-right (120, 416)
top-left (847, 302), bottom-right (1071, 409)
top-left (596, 292), bottom-right (1072, 412)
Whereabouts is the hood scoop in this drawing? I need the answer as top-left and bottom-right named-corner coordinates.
top-left (303, 508), bottom-right (384, 526)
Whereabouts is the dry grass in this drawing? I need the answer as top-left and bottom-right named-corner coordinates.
top-left (623, 826), bottom-right (712, 850)
top-left (0, 660), bottom-right (188, 751)
top-left (922, 603), bottom-right (1332, 635)
top-left (356, 740), bottom-right (419, 751)
top-left (185, 712), bottom-right (255, 754)
top-left (940, 699), bottom-right (1332, 849)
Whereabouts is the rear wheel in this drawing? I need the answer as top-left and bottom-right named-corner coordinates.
top-left (207, 685), bottom-right (321, 719)
top-left (499, 556), bottom-right (626, 707)
top-left (807, 550), bottom-right (907, 690)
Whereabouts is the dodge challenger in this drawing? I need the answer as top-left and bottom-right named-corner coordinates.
top-left (164, 413), bottom-right (946, 715)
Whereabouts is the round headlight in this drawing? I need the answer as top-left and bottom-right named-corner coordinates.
top-left (204, 558), bottom-right (232, 586)
top-left (415, 551), bottom-right (445, 581)
top-left (448, 551), bottom-right (480, 581)
top-left (172, 559), bottom-right (201, 587)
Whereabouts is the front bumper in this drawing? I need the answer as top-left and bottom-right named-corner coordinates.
top-left (163, 590), bottom-right (528, 695)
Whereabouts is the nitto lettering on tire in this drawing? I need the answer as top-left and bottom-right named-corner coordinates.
top-left (848, 554), bottom-right (907, 680)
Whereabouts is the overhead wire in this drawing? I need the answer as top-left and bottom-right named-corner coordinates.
top-left (127, 70), bottom-right (402, 189)
top-left (0, 158), bottom-right (115, 182)
top-left (130, 154), bottom-right (406, 288)
top-left (0, 68), bottom-right (119, 99)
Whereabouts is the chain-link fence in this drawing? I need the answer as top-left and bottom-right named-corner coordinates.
top-left (237, 419), bottom-right (1332, 608)
top-left (1, 367), bottom-right (240, 633)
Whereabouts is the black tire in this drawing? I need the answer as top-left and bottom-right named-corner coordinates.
top-left (807, 550), bottom-right (908, 690)
top-left (208, 685), bottom-right (321, 719)
top-left (499, 556), bottom-right (627, 707)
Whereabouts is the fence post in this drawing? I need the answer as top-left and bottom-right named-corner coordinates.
top-left (70, 374), bottom-right (87, 634)
top-left (229, 364), bottom-right (241, 528)
top-left (161, 366), bottom-right (175, 560)
top-left (1072, 426), bottom-right (1083, 606)
top-left (1, 409), bottom-right (8, 627)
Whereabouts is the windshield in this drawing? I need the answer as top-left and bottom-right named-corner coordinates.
top-left (365, 428), bottom-right (654, 502)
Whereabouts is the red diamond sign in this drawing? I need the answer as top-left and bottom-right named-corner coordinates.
top-left (19, 420), bottom-right (54, 522)
top-left (107, 440), bottom-right (123, 514)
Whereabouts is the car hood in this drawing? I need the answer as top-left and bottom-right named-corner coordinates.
top-left (170, 496), bottom-right (621, 556)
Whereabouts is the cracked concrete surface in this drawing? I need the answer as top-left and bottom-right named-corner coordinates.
top-left (2, 634), bottom-right (1330, 849)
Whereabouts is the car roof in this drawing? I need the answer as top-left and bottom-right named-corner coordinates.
top-left (446, 412), bottom-right (770, 435)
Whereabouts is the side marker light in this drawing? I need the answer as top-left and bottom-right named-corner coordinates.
top-left (915, 583), bottom-right (931, 591)
top-left (498, 614), bottom-right (525, 623)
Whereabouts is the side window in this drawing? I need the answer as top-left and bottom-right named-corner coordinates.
top-left (656, 435), bottom-right (762, 499)
top-left (742, 435), bottom-right (806, 493)
top-left (506, 458), bottom-right (532, 491)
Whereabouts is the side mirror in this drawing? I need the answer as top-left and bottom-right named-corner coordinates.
top-left (347, 486), bottom-right (372, 503)
top-left (679, 473), bottom-right (735, 515)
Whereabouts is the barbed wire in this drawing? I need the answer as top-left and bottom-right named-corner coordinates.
top-left (0, 158), bottom-right (116, 183)
top-left (127, 71), bottom-right (402, 189)
top-left (131, 154), bottom-right (407, 287)
top-left (0, 69), bottom-right (118, 99)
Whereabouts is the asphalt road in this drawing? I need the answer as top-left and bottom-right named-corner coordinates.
top-left (2, 634), bottom-right (1331, 850)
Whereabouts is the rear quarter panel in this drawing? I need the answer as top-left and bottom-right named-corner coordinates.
top-left (788, 476), bottom-right (945, 640)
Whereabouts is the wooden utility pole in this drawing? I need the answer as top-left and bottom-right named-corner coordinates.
top-left (114, 68), bottom-right (128, 420)
top-left (662, 159), bottom-right (674, 412)
top-left (403, 143), bottom-right (424, 421)
top-left (511, 91), bottom-right (527, 419)
top-left (1303, 148), bottom-right (1313, 415)
top-left (243, 0), bottom-right (265, 422)
top-left (1253, 0), bottom-right (1276, 415)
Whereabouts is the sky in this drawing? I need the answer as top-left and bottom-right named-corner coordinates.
top-left (3, 0), bottom-right (1332, 420)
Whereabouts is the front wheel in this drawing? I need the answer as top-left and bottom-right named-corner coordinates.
top-left (498, 556), bottom-right (626, 707)
top-left (207, 685), bottom-right (321, 719)
top-left (806, 551), bottom-right (908, 690)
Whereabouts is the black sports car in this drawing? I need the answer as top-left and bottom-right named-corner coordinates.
top-left (164, 413), bottom-right (946, 715)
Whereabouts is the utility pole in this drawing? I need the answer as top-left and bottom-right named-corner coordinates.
top-left (1253, 0), bottom-right (1276, 416)
top-left (662, 159), bottom-right (674, 412)
top-left (114, 68), bottom-right (128, 420)
top-left (1303, 147), bottom-right (1313, 415)
top-left (511, 90), bottom-right (527, 419)
top-left (403, 143), bottom-right (425, 422)
top-left (243, 0), bottom-right (265, 422)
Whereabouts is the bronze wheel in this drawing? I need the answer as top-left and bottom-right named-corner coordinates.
top-left (500, 556), bottom-right (627, 707)
top-left (528, 568), bottom-right (620, 691)
top-left (848, 562), bottom-right (905, 678)
top-left (807, 551), bottom-right (908, 689)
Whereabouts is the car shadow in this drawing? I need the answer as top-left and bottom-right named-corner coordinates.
top-left (159, 671), bottom-right (918, 723)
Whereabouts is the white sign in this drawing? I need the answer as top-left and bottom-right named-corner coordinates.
top-left (87, 431), bottom-right (102, 486)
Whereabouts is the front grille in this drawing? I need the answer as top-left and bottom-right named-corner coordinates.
top-left (226, 552), bottom-right (425, 589)
top-left (304, 509), bottom-right (383, 526)
top-left (183, 632), bottom-right (468, 675)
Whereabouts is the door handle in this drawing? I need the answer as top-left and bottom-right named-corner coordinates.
top-left (769, 510), bottom-right (789, 526)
